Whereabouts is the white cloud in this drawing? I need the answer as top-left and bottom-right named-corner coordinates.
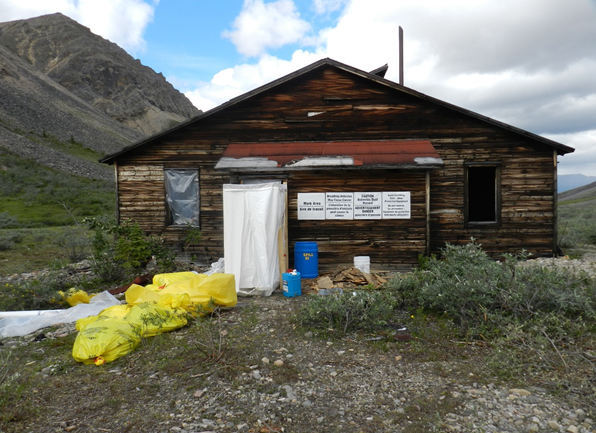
top-left (0, 0), bottom-right (155, 53)
top-left (185, 51), bottom-right (323, 110)
top-left (222, 0), bottom-right (311, 58)
top-left (313, 0), bottom-right (346, 14)
top-left (190, 0), bottom-right (596, 175)
top-left (549, 130), bottom-right (596, 176)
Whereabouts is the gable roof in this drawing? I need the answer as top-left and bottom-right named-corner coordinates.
top-left (100, 58), bottom-right (574, 165)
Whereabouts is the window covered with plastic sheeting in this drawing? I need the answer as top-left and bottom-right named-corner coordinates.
top-left (165, 169), bottom-right (199, 226)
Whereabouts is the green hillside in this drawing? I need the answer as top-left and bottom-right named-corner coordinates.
top-left (0, 147), bottom-right (114, 228)
top-left (558, 180), bottom-right (596, 254)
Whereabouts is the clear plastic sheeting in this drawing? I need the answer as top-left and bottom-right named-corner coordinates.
top-left (0, 291), bottom-right (121, 338)
top-left (223, 182), bottom-right (287, 296)
top-left (165, 169), bottom-right (199, 225)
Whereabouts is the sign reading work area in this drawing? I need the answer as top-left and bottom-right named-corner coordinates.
top-left (297, 192), bottom-right (411, 220)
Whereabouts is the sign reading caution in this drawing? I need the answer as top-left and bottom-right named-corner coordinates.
top-left (297, 192), bottom-right (411, 220)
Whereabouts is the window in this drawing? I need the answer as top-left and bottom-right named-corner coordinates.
top-left (165, 169), bottom-right (199, 226)
top-left (465, 163), bottom-right (500, 225)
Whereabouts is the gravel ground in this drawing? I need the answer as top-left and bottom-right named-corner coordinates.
top-left (1, 256), bottom-right (596, 433)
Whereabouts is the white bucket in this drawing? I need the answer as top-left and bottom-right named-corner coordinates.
top-left (354, 256), bottom-right (370, 274)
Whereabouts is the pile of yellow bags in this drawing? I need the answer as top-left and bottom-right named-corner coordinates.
top-left (72, 272), bottom-right (236, 366)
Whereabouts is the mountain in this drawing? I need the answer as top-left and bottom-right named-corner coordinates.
top-left (0, 13), bottom-right (201, 181)
top-left (0, 13), bottom-right (202, 226)
top-left (558, 180), bottom-right (596, 203)
top-left (0, 13), bottom-right (200, 137)
top-left (558, 174), bottom-right (596, 193)
top-left (0, 40), bottom-right (143, 179)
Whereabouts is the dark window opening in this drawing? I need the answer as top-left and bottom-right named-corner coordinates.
top-left (466, 165), bottom-right (499, 224)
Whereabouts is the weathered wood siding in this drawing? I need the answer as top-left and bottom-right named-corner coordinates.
top-left (430, 139), bottom-right (556, 257)
top-left (287, 170), bottom-right (427, 269)
top-left (113, 65), bottom-right (558, 267)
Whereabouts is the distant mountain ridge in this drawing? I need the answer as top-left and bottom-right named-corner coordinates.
top-left (558, 174), bottom-right (596, 193)
top-left (558, 180), bottom-right (596, 203)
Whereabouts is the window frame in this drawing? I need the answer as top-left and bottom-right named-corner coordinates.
top-left (164, 168), bottom-right (200, 227)
top-left (464, 162), bottom-right (501, 227)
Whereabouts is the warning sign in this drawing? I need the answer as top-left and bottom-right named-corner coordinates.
top-left (325, 192), bottom-right (354, 219)
top-left (354, 192), bottom-right (382, 220)
top-left (382, 192), bottom-right (411, 219)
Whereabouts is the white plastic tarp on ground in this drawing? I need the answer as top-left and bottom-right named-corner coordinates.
top-left (0, 291), bottom-right (121, 338)
top-left (223, 182), bottom-right (286, 296)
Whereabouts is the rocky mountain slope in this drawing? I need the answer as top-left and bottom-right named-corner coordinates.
top-left (0, 41), bottom-right (142, 180)
top-left (0, 13), bottom-right (201, 182)
top-left (0, 13), bottom-right (200, 137)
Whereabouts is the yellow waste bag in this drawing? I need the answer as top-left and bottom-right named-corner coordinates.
top-left (196, 273), bottom-right (237, 308)
top-left (72, 316), bottom-right (140, 366)
top-left (125, 284), bottom-right (192, 311)
top-left (152, 272), bottom-right (202, 290)
top-left (72, 302), bottom-right (187, 365)
top-left (60, 288), bottom-right (93, 306)
top-left (72, 272), bottom-right (236, 366)
top-left (125, 302), bottom-right (188, 337)
top-left (149, 272), bottom-right (237, 311)
top-left (75, 304), bottom-right (131, 331)
top-left (125, 284), bottom-right (161, 305)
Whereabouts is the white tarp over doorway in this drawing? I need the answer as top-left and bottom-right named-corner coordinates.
top-left (223, 182), bottom-right (287, 296)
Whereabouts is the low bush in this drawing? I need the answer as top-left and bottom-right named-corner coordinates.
top-left (0, 211), bottom-right (19, 229)
top-left (0, 275), bottom-right (68, 311)
top-left (558, 202), bottom-right (596, 249)
top-left (56, 226), bottom-right (91, 262)
top-left (387, 240), bottom-right (596, 336)
top-left (0, 231), bottom-right (24, 251)
top-left (0, 148), bottom-right (115, 227)
top-left (297, 290), bottom-right (398, 334)
top-left (85, 218), bottom-right (176, 283)
top-left (387, 241), bottom-right (596, 401)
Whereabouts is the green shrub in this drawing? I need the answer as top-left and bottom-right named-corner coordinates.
top-left (297, 290), bottom-right (397, 334)
top-left (557, 202), bottom-right (596, 249)
top-left (0, 276), bottom-right (68, 311)
top-left (387, 240), bottom-right (596, 335)
top-left (111, 222), bottom-right (156, 269)
top-left (84, 218), bottom-right (176, 282)
top-left (0, 148), bottom-right (115, 227)
top-left (0, 211), bottom-right (19, 229)
top-left (487, 312), bottom-right (596, 391)
top-left (56, 226), bottom-right (90, 262)
top-left (0, 231), bottom-right (24, 251)
top-left (182, 225), bottom-right (202, 260)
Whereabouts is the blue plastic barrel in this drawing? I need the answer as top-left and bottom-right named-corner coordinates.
top-left (294, 241), bottom-right (318, 278)
top-left (282, 271), bottom-right (301, 297)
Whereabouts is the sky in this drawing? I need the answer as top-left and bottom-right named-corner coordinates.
top-left (1, 0), bottom-right (595, 176)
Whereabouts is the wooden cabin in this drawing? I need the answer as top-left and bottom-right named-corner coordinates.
top-left (100, 58), bottom-right (574, 271)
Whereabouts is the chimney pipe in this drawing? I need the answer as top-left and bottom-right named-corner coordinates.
top-left (399, 26), bottom-right (404, 85)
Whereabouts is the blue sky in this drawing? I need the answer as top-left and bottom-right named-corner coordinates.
top-left (1, 0), bottom-right (596, 176)
top-left (140, 1), bottom-right (343, 89)
top-left (141, 1), bottom-right (245, 84)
